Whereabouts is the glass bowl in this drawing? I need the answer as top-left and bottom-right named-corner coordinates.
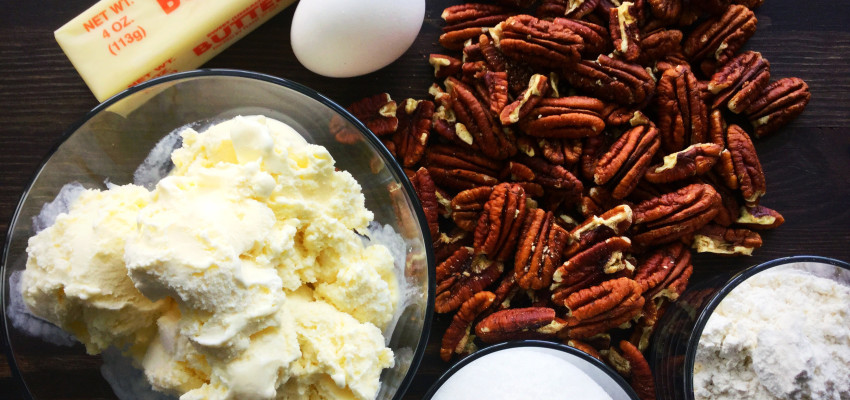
top-left (423, 340), bottom-right (639, 400)
top-left (649, 255), bottom-right (850, 400)
top-left (0, 69), bottom-right (435, 400)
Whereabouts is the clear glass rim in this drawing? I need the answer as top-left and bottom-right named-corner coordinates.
top-left (422, 339), bottom-right (640, 400)
top-left (0, 68), bottom-right (436, 400)
top-left (683, 255), bottom-right (850, 398)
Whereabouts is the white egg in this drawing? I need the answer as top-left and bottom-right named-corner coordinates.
top-left (290, 0), bottom-right (425, 77)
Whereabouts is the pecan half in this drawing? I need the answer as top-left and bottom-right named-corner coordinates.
top-left (551, 236), bottom-right (635, 303)
top-left (691, 224), bottom-right (763, 255)
top-left (440, 4), bottom-right (514, 50)
top-left (478, 34), bottom-right (508, 73)
top-left (347, 93), bottom-right (398, 136)
top-left (601, 103), bottom-right (638, 127)
top-left (639, 29), bottom-right (683, 65)
top-left (736, 204), bottom-right (785, 230)
top-left (566, 204), bottom-right (633, 257)
top-left (441, 291), bottom-right (496, 361)
top-left (647, 0), bottom-right (682, 24)
top-left (480, 71), bottom-right (510, 116)
top-left (500, 74), bottom-right (550, 125)
top-left (609, 2), bottom-right (642, 62)
top-left (491, 15), bottom-right (585, 69)
top-left (429, 54), bottom-right (463, 79)
top-left (633, 242), bottom-right (693, 302)
top-left (562, 277), bottom-right (645, 339)
top-left (683, 5), bottom-right (757, 67)
top-left (475, 307), bottom-right (568, 343)
top-left (474, 183), bottom-right (529, 261)
top-left (424, 144), bottom-right (501, 191)
top-left (655, 64), bottom-right (708, 153)
top-left (539, 138), bottom-right (583, 166)
top-left (410, 167), bottom-right (439, 240)
top-left (557, 18), bottom-right (611, 57)
top-left (489, 272), bottom-right (521, 312)
top-left (580, 134), bottom-right (607, 181)
top-left (445, 77), bottom-right (518, 160)
top-left (746, 77), bottom-right (811, 138)
top-left (594, 124), bottom-right (661, 199)
top-left (393, 99), bottom-right (434, 168)
top-left (726, 124), bottom-right (765, 205)
top-left (518, 96), bottom-right (606, 138)
top-left (566, 339), bottom-right (603, 360)
top-left (644, 143), bottom-right (723, 183)
top-left (451, 186), bottom-right (494, 232)
top-left (618, 340), bottom-right (657, 400)
top-left (709, 51), bottom-right (770, 113)
top-left (563, 55), bottom-right (655, 106)
top-left (430, 84), bottom-right (477, 149)
top-left (515, 209), bottom-right (570, 290)
top-left (708, 109), bottom-right (740, 190)
top-left (435, 247), bottom-right (504, 313)
top-left (631, 183), bottom-right (722, 246)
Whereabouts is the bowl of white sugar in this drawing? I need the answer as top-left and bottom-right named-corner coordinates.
top-left (650, 256), bottom-right (850, 400)
top-left (423, 340), bottom-right (640, 400)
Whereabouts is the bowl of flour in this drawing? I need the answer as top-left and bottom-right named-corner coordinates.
top-left (651, 256), bottom-right (850, 400)
top-left (423, 340), bottom-right (640, 400)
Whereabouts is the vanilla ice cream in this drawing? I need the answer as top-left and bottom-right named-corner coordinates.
top-left (22, 115), bottom-right (399, 400)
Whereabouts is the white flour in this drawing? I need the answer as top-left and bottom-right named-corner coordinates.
top-left (693, 263), bottom-right (850, 400)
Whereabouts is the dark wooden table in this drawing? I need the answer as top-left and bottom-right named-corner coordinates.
top-left (2, 0), bottom-right (849, 399)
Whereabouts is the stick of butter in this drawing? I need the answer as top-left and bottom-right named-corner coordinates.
top-left (55, 0), bottom-right (296, 102)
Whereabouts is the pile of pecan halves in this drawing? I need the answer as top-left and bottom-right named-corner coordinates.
top-left (345, 0), bottom-right (809, 397)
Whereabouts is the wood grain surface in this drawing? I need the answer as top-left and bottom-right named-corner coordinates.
top-left (1, 0), bottom-right (849, 399)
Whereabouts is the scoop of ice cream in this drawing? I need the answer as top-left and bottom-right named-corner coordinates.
top-left (23, 115), bottom-right (399, 400)
top-left (22, 185), bottom-right (171, 356)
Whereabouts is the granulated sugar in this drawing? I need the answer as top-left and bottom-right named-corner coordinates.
top-left (693, 264), bottom-right (850, 399)
top-left (431, 347), bottom-right (615, 400)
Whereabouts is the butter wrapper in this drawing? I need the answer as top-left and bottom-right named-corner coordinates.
top-left (55, 0), bottom-right (295, 101)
